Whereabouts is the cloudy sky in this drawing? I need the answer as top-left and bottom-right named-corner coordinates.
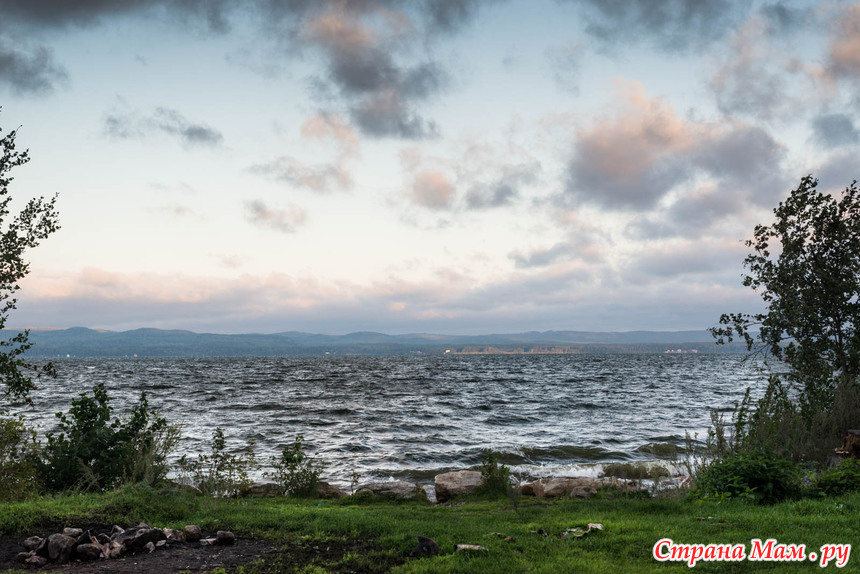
top-left (2, 0), bottom-right (858, 335)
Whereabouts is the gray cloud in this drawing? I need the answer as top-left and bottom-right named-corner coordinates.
top-left (567, 84), bottom-right (786, 215)
top-left (567, 0), bottom-right (743, 52)
top-left (0, 0), bottom-right (235, 33)
top-left (0, 41), bottom-right (67, 94)
top-left (568, 151), bottom-right (690, 211)
top-left (812, 113), bottom-right (860, 148)
top-left (510, 242), bottom-right (574, 269)
top-left (464, 163), bottom-right (540, 210)
top-left (828, 4), bottom-right (860, 79)
top-left (151, 108), bottom-right (224, 147)
top-left (249, 156), bottom-right (351, 192)
top-left (244, 200), bottom-right (306, 233)
top-left (0, 0), bottom-right (490, 138)
top-left (423, 0), bottom-right (496, 33)
top-left (626, 187), bottom-right (746, 240)
top-left (759, 2), bottom-right (812, 33)
top-left (546, 43), bottom-right (583, 93)
top-left (401, 141), bottom-right (541, 212)
top-left (627, 242), bottom-right (744, 280)
top-left (815, 151), bottom-right (860, 193)
top-left (104, 107), bottom-right (223, 147)
top-left (693, 125), bottom-right (785, 187)
top-left (350, 91), bottom-right (439, 139)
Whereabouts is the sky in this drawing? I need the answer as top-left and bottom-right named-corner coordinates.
top-left (1, 0), bottom-right (858, 335)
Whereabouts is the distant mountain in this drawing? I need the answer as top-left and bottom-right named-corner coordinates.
top-left (8, 327), bottom-right (746, 358)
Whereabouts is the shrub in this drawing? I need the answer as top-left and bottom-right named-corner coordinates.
top-left (693, 450), bottom-right (799, 504)
top-left (42, 383), bottom-right (179, 491)
top-left (267, 434), bottom-right (324, 497)
top-left (0, 414), bottom-right (42, 500)
top-left (176, 427), bottom-right (258, 496)
top-left (478, 450), bottom-right (511, 495)
top-left (815, 459), bottom-right (860, 496)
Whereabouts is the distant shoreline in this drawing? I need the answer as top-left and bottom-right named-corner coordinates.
top-left (7, 327), bottom-right (748, 358)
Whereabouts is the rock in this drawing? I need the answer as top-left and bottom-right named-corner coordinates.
top-left (15, 551), bottom-right (32, 563)
top-left (355, 480), bottom-right (426, 500)
top-left (112, 525), bottom-right (167, 552)
top-left (520, 483), bottom-right (535, 496)
top-left (836, 429), bottom-right (860, 459)
top-left (245, 481), bottom-right (282, 497)
top-left (47, 533), bottom-right (77, 564)
top-left (75, 543), bottom-right (103, 561)
top-left (532, 476), bottom-right (645, 499)
top-left (316, 481), bottom-right (345, 499)
top-left (200, 538), bottom-right (217, 546)
top-left (34, 536), bottom-right (49, 558)
top-left (163, 528), bottom-right (186, 542)
top-left (454, 544), bottom-right (487, 552)
top-left (76, 530), bottom-right (92, 547)
top-left (156, 540), bottom-right (167, 547)
top-left (216, 530), bottom-right (236, 546)
top-left (111, 525), bottom-right (125, 536)
top-left (63, 527), bottom-right (83, 538)
top-left (21, 536), bottom-right (43, 551)
top-left (97, 533), bottom-right (111, 545)
top-left (434, 470), bottom-right (484, 503)
top-left (145, 541), bottom-right (155, 553)
top-left (410, 536), bottom-right (440, 557)
top-left (108, 540), bottom-right (125, 559)
top-left (184, 525), bottom-right (203, 542)
top-left (25, 555), bottom-right (48, 567)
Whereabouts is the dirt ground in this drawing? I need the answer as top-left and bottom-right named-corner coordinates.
top-left (0, 526), bottom-right (279, 573)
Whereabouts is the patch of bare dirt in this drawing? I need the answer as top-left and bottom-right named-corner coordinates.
top-left (0, 527), bottom-right (278, 573)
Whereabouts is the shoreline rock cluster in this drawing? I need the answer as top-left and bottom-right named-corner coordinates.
top-left (240, 470), bottom-right (666, 504)
top-left (15, 523), bottom-right (234, 567)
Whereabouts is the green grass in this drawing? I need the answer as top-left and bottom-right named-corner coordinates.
top-left (2, 485), bottom-right (858, 573)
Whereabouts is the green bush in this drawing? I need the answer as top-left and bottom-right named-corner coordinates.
top-left (267, 434), bottom-right (324, 497)
top-left (42, 383), bottom-right (179, 492)
top-left (478, 450), bottom-right (511, 495)
top-left (693, 450), bottom-right (799, 504)
top-left (176, 427), bottom-right (258, 496)
top-left (815, 459), bottom-right (860, 496)
top-left (0, 414), bottom-right (42, 500)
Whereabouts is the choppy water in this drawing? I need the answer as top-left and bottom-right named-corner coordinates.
top-left (15, 354), bottom-right (764, 486)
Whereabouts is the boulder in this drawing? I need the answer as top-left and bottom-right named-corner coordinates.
top-left (25, 555), bottom-right (48, 567)
top-left (410, 536), bottom-right (440, 557)
top-left (163, 528), bottom-right (186, 542)
top-left (63, 527), bottom-right (83, 538)
top-left (112, 525), bottom-right (167, 552)
top-left (216, 530), bottom-right (236, 546)
top-left (75, 543), bottom-right (103, 561)
top-left (184, 525), bottom-right (203, 542)
top-left (15, 551), bottom-right (32, 563)
top-left (355, 480), bottom-right (426, 500)
top-left (245, 481), bottom-right (282, 498)
top-left (316, 481), bottom-right (345, 499)
top-left (21, 536), bottom-right (42, 552)
top-left (46, 533), bottom-right (77, 564)
top-left (434, 470), bottom-right (484, 503)
top-left (520, 483), bottom-right (535, 496)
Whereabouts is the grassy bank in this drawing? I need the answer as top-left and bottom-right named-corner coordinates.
top-left (1, 486), bottom-right (858, 573)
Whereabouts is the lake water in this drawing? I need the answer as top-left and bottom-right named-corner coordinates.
top-left (15, 354), bottom-right (764, 487)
